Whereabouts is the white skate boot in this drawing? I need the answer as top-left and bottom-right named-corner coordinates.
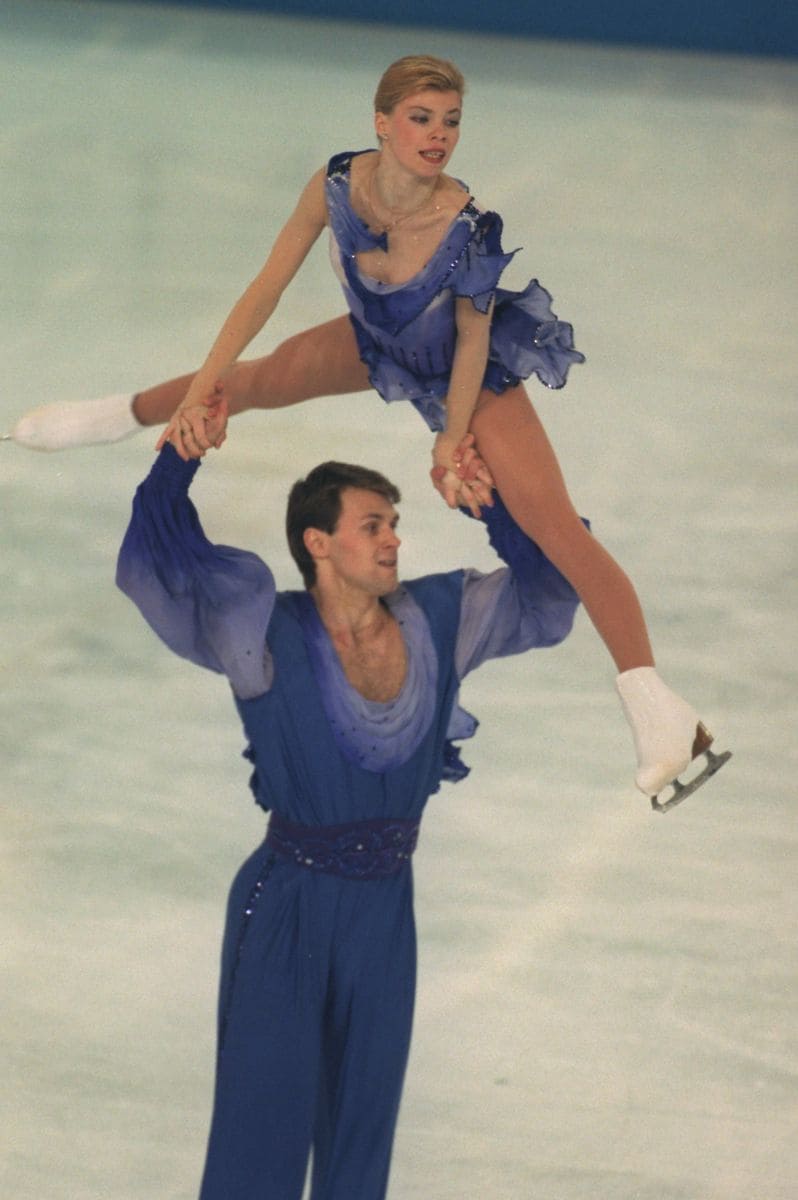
top-left (2, 394), bottom-right (140, 451)
top-left (616, 667), bottom-right (731, 812)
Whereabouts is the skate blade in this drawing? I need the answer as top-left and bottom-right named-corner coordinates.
top-left (651, 747), bottom-right (732, 813)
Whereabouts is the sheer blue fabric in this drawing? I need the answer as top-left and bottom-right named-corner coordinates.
top-left (326, 149), bottom-right (585, 432)
top-left (117, 448), bottom-right (582, 786)
top-left (116, 446), bottom-right (277, 699)
top-left (117, 449), bottom-right (475, 776)
top-left (456, 494), bottom-right (589, 678)
top-left (295, 587), bottom-right (441, 775)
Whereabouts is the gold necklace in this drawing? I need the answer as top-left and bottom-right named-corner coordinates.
top-left (368, 169), bottom-right (439, 235)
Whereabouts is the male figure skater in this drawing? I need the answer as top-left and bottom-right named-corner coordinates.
top-left (116, 420), bottom-right (581, 1200)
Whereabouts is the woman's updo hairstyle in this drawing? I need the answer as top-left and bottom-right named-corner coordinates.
top-left (374, 55), bottom-right (465, 114)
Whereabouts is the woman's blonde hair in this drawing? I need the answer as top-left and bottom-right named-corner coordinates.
top-left (374, 55), bottom-right (466, 114)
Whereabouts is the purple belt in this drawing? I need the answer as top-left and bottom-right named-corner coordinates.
top-left (265, 812), bottom-right (420, 881)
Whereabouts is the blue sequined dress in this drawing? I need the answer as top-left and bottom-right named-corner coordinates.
top-left (326, 150), bottom-right (584, 433)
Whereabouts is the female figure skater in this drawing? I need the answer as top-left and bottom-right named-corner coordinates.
top-left (8, 55), bottom-right (728, 803)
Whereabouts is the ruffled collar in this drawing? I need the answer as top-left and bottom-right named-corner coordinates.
top-left (294, 586), bottom-right (438, 773)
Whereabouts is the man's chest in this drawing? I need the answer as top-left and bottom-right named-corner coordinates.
top-left (333, 624), bottom-right (407, 703)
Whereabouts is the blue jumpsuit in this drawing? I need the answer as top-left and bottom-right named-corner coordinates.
top-left (117, 445), bottom-right (582, 1199)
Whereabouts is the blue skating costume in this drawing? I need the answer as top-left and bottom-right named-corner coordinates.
top-left (117, 445), bottom-right (582, 1199)
top-left (325, 150), bottom-right (584, 433)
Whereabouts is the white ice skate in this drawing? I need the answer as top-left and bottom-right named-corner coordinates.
top-left (2, 394), bottom-right (140, 451)
top-left (616, 667), bottom-right (731, 813)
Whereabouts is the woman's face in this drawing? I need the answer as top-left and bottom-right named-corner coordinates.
top-left (375, 89), bottom-right (462, 176)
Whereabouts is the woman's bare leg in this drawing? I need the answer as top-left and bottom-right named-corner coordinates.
top-left (470, 384), bottom-right (653, 673)
top-left (131, 372), bottom-right (196, 426)
top-left (133, 315), bottom-right (368, 425)
top-left (469, 383), bottom-right (732, 799)
top-left (7, 315), bottom-right (368, 450)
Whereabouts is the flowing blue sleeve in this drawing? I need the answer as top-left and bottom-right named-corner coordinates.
top-left (116, 446), bottom-right (276, 699)
top-left (455, 494), bottom-right (586, 679)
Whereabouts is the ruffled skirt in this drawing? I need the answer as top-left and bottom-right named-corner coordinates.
top-left (351, 278), bottom-right (585, 433)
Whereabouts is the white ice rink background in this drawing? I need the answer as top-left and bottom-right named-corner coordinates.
top-left (1, 2), bottom-right (796, 1197)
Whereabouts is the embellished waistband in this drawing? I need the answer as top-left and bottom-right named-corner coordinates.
top-left (265, 813), bottom-right (420, 881)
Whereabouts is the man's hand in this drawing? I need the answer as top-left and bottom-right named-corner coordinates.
top-left (430, 432), bottom-right (494, 516)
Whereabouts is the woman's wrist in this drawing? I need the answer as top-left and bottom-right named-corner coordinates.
top-left (432, 430), bottom-right (461, 467)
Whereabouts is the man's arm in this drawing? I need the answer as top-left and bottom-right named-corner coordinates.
top-left (455, 494), bottom-right (587, 679)
top-left (116, 444), bottom-right (276, 699)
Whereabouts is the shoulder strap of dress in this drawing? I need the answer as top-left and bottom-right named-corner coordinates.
top-left (327, 149), bottom-right (375, 179)
top-left (327, 150), bottom-right (354, 178)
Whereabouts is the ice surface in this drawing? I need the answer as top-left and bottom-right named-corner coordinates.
top-left (1, 3), bottom-right (796, 1197)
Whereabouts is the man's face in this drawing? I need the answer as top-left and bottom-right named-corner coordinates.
top-left (318, 487), bottom-right (401, 597)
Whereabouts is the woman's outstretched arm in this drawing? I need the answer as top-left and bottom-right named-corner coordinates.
top-left (160, 168), bottom-right (328, 459)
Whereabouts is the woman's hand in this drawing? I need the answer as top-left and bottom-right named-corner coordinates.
top-left (201, 397), bottom-right (229, 452)
top-left (156, 381), bottom-right (229, 460)
top-left (431, 431), bottom-right (494, 516)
